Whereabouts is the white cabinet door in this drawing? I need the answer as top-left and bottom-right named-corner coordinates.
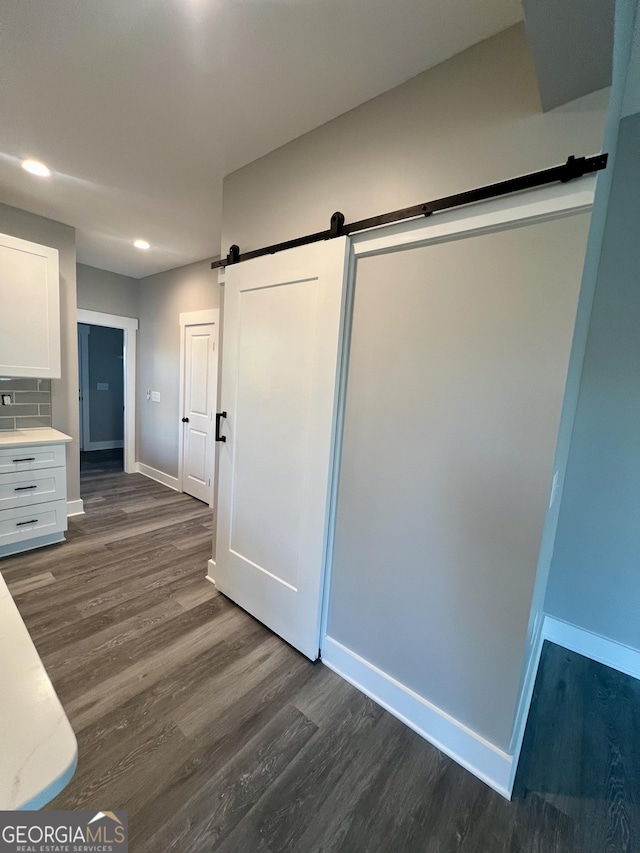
top-left (216, 238), bottom-right (349, 660)
top-left (0, 233), bottom-right (60, 378)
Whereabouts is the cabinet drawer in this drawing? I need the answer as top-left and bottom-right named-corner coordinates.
top-left (0, 500), bottom-right (67, 547)
top-left (0, 443), bottom-right (66, 474)
top-left (0, 467), bottom-right (67, 511)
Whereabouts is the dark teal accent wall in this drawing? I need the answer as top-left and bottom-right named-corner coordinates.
top-left (545, 111), bottom-right (640, 648)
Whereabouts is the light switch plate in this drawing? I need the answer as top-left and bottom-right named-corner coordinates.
top-left (151, 391), bottom-right (161, 403)
top-left (1, 394), bottom-right (11, 406)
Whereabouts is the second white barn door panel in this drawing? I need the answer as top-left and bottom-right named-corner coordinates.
top-left (323, 210), bottom-right (592, 792)
top-left (182, 323), bottom-right (217, 504)
top-left (216, 237), bottom-right (349, 661)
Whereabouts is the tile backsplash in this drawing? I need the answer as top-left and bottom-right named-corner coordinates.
top-left (0, 378), bottom-right (52, 430)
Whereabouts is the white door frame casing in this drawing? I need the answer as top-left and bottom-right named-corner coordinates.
top-left (319, 175), bottom-right (597, 799)
top-left (77, 323), bottom-right (89, 452)
top-left (76, 309), bottom-right (138, 474)
top-left (178, 309), bottom-right (220, 507)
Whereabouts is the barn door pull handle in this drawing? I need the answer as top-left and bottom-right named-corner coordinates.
top-left (215, 412), bottom-right (227, 442)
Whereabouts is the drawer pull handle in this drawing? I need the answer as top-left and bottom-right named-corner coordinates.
top-left (14, 485), bottom-right (37, 491)
top-left (12, 457), bottom-right (36, 463)
top-left (16, 519), bottom-right (38, 526)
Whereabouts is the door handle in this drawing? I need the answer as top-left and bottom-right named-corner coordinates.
top-left (182, 417), bottom-right (189, 423)
top-left (215, 411), bottom-right (227, 442)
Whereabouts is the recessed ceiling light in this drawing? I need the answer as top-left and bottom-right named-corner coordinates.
top-left (22, 159), bottom-right (51, 177)
top-left (133, 239), bottom-right (150, 250)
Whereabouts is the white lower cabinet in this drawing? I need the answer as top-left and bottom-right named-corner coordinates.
top-left (0, 443), bottom-right (65, 475)
top-left (0, 501), bottom-right (67, 548)
top-left (0, 430), bottom-right (71, 558)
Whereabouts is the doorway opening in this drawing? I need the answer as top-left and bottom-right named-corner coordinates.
top-left (76, 309), bottom-right (139, 479)
top-left (79, 323), bottom-right (124, 474)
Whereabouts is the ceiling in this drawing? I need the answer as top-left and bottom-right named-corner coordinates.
top-left (0, 0), bottom-right (524, 278)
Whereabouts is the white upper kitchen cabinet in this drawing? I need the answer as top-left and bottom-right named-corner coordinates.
top-left (0, 233), bottom-right (61, 379)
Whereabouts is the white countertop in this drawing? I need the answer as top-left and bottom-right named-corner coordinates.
top-left (0, 428), bottom-right (72, 447)
top-left (0, 571), bottom-right (77, 809)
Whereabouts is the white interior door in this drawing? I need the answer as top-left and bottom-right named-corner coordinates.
top-left (182, 323), bottom-right (217, 504)
top-left (216, 237), bottom-right (349, 660)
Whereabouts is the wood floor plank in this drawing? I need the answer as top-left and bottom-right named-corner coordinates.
top-left (238, 690), bottom-right (384, 852)
top-left (56, 720), bottom-right (192, 815)
top-left (212, 818), bottom-right (273, 853)
top-left (173, 579), bottom-right (217, 611)
top-left (323, 721), bottom-right (455, 853)
top-left (13, 543), bottom-right (193, 616)
top-left (286, 711), bottom-right (415, 853)
top-left (135, 704), bottom-right (318, 853)
top-left (67, 608), bottom-right (243, 732)
top-left (514, 643), bottom-right (640, 853)
top-left (40, 596), bottom-right (185, 670)
top-left (45, 597), bottom-right (227, 700)
top-left (509, 793), bottom-right (579, 853)
top-left (7, 571), bottom-right (57, 596)
top-left (175, 639), bottom-right (310, 741)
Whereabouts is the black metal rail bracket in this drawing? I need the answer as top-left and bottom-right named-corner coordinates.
top-left (213, 153), bottom-right (608, 271)
top-left (330, 211), bottom-right (345, 237)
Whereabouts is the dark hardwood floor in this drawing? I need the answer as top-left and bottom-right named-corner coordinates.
top-left (80, 447), bottom-right (124, 472)
top-left (1, 465), bottom-right (638, 851)
top-left (514, 642), bottom-right (640, 853)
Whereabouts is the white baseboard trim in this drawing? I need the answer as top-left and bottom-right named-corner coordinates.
top-left (543, 615), bottom-right (640, 682)
top-left (506, 617), bottom-right (546, 791)
top-left (206, 559), bottom-right (216, 585)
top-left (135, 462), bottom-right (180, 492)
top-left (322, 635), bottom-right (513, 799)
top-left (66, 499), bottom-right (85, 517)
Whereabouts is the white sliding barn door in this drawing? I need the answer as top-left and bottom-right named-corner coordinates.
top-left (216, 238), bottom-right (349, 660)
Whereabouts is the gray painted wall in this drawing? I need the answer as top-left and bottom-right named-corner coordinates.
top-left (545, 110), bottom-right (640, 647)
top-left (621, 0), bottom-right (640, 119)
top-left (0, 204), bottom-right (80, 503)
top-left (137, 258), bottom-right (219, 477)
top-left (77, 263), bottom-right (139, 318)
top-left (222, 24), bottom-right (608, 255)
top-left (511, 0), bottom-right (640, 707)
top-left (536, 0), bottom-right (640, 648)
top-left (522, 0), bottom-right (614, 111)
